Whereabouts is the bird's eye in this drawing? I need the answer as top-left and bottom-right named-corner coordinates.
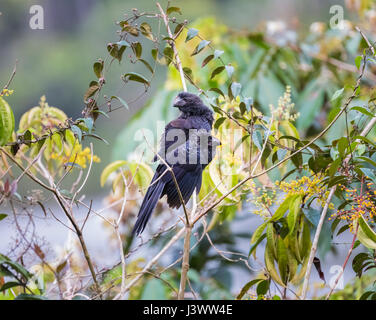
top-left (173, 96), bottom-right (186, 106)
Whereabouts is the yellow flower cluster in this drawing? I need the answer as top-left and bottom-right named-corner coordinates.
top-left (0, 88), bottom-right (14, 97)
top-left (248, 181), bottom-right (278, 218)
top-left (330, 183), bottom-right (376, 232)
top-left (222, 150), bottom-right (242, 167)
top-left (269, 86), bottom-right (299, 121)
top-left (248, 173), bottom-right (335, 218)
top-left (51, 145), bottom-right (100, 169)
top-left (275, 174), bottom-right (334, 209)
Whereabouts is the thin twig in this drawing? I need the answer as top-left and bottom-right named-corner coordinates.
top-left (2, 60), bottom-right (17, 92)
top-left (178, 199), bottom-right (193, 300)
top-left (70, 143), bottom-right (94, 206)
top-left (325, 224), bottom-right (358, 300)
top-left (113, 171), bottom-right (128, 300)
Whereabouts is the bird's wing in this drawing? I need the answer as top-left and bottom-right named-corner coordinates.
top-left (168, 118), bottom-right (194, 129)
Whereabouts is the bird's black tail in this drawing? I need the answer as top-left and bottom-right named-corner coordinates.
top-left (133, 179), bottom-right (165, 235)
top-left (164, 166), bottom-right (203, 209)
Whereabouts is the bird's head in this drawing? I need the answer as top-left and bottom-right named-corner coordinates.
top-left (173, 92), bottom-right (211, 115)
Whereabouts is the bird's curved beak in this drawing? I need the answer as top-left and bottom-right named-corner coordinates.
top-left (173, 96), bottom-right (185, 108)
top-left (213, 137), bottom-right (222, 147)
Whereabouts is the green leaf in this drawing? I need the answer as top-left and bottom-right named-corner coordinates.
top-left (256, 279), bottom-right (270, 296)
top-left (0, 213), bottom-right (8, 221)
top-left (139, 59), bottom-right (154, 74)
top-left (183, 67), bottom-right (194, 82)
top-left (244, 97), bottom-right (253, 110)
top-left (173, 23), bottom-right (184, 36)
top-left (202, 55), bottom-right (214, 68)
top-left (337, 137), bottom-right (348, 157)
top-left (140, 22), bottom-right (153, 40)
top-left (331, 88), bottom-right (344, 101)
top-left (276, 236), bottom-right (288, 284)
top-left (214, 117), bottom-right (226, 130)
top-left (186, 28), bottom-right (198, 42)
top-left (287, 195), bottom-right (302, 235)
top-left (116, 40), bottom-right (130, 48)
top-left (351, 106), bottom-right (375, 118)
top-left (230, 82), bottom-right (242, 98)
top-left (141, 278), bottom-right (167, 299)
top-left (214, 50), bottom-right (224, 59)
top-left (84, 83), bottom-right (99, 102)
top-left (355, 55), bottom-right (362, 70)
top-left (111, 96), bottom-right (129, 110)
top-left (225, 65), bottom-right (234, 78)
top-left (191, 40), bottom-right (210, 56)
top-left (84, 134), bottom-right (108, 145)
top-left (0, 96), bottom-right (15, 146)
top-left (236, 279), bottom-right (263, 300)
top-left (265, 241), bottom-right (285, 287)
top-left (92, 109), bottom-right (109, 119)
top-left (209, 87), bottom-right (225, 98)
top-left (93, 61), bottom-right (104, 78)
top-left (248, 233), bottom-right (266, 257)
top-left (271, 195), bottom-right (292, 221)
top-left (122, 24), bottom-right (139, 36)
top-left (0, 254), bottom-right (33, 280)
top-left (23, 130), bottom-right (32, 146)
top-left (100, 160), bottom-right (128, 187)
top-left (70, 125), bottom-right (82, 142)
top-left (166, 6), bottom-right (182, 15)
top-left (337, 224), bottom-right (350, 236)
top-left (357, 215), bottom-right (376, 249)
top-left (122, 72), bottom-right (150, 86)
top-left (252, 130), bottom-right (263, 151)
top-left (303, 209), bottom-right (321, 227)
top-left (131, 41), bottom-right (142, 59)
top-left (82, 118), bottom-right (94, 133)
top-left (359, 291), bottom-right (376, 300)
top-left (211, 66), bottom-right (225, 79)
top-left (107, 43), bottom-right (126, 62)
top-left (163, 46), bottom-right (174, 65)
top-left (360, 168), bottom-right (376, 185)
top-left (359, 159), bottom-right (376, 172)
top-left (0, 281), bottom-right (21, 291)
top-left (250, 222), bottom-right (267, 244)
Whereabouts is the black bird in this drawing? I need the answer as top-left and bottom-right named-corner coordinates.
top-left (133, 130), bottom-right (221, 235)
top-left (154, 92), bottom-right (214, 161)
